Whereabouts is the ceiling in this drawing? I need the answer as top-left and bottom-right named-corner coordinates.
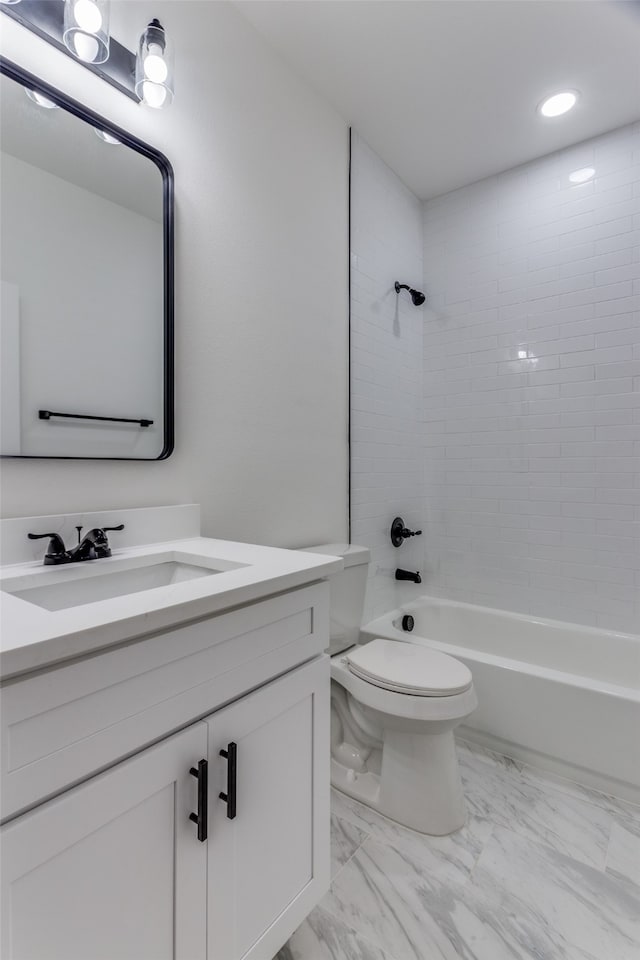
top-left (237, 0), bottom-right (640, 199)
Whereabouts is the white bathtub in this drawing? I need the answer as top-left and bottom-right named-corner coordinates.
top-left (361, 597), bottom-right (640, 803)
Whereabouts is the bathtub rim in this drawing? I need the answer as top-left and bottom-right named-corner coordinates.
top-left (361, 595), bottom-right (640, 702)
top-left (362, 595), bottom-right (640, 802)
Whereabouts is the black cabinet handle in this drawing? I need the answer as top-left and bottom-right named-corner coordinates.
top-left (219, 742), bottom-right (237, 820)
top-left (189, 759), bottom-right (208, 842)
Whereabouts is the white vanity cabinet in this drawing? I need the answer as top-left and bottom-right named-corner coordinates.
top-left (207, 657), bottom-right (329, 960)
top-left (0, 580), bottom-right (332, 960)
top-left (1, 722), bottom-right (209, 960)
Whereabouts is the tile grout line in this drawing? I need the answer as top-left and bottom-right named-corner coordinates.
top-left (330, 830), bottom-right (371, 884)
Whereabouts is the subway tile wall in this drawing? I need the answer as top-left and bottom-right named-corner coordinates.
top-left (350, 133), bottom-right (425, 621)
top-left (422, 122), bottom-right (640, 632)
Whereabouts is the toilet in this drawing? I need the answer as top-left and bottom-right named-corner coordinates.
top-left (302, 543), bottom-right (477, 835)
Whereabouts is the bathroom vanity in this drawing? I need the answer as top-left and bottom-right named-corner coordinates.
top-left (0, 505), bottom-right (341, 960)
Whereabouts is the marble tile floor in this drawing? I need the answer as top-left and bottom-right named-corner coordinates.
top-left (275, 739), bottom-right (640, 960)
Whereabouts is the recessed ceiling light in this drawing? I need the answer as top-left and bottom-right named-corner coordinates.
top-left (539, 91), bottom-right (578, 118)
top-left (569, 167), bottom-right (595, 184)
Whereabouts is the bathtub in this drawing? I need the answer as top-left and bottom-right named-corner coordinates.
top-left (361, 597), bottom-right (640, 803)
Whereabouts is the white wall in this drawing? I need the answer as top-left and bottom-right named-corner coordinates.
top-left (1, 152), bottom-right (163, 458)
top-left (422, 122), bottom-right (640, 633)
top-left (350, 133), bottom-right (424, 621)
top-left (0, 1), bottom-right (349, 547)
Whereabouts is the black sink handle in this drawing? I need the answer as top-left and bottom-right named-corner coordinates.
top-left (27, 532), bottom-right (69, 562)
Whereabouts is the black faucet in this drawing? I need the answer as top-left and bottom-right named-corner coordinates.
top-left (28, 524), bottom-right (125, 565)
top-left (395, 568), bottom-right (421, 584)
top-left (69, 526), bottom-right (125, 562)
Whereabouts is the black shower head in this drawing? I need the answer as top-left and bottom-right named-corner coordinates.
top-left (395, 282), bottom-right (426, 306)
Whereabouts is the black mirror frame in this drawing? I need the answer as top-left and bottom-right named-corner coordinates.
top-left (0, 57), bottom-right (175, 461)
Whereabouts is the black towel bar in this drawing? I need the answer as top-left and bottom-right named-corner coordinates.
top-left (39, 410), bottom-right (153, 428)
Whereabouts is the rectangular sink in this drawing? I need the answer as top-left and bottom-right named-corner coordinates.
top-left (1, 554), bottom-right (245, 612)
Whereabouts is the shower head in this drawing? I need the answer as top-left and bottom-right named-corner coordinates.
top-left (395, 282), bottom-right (426, 306)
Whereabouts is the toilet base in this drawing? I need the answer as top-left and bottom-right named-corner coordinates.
top-left (331, 727), bottom-right (466, 835)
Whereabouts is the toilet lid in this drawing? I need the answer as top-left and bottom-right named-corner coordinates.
top-left (346, 638), bottom-right (472, 697)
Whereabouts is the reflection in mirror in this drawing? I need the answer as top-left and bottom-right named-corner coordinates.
top-left (0, 62), bottom-right (173, 459)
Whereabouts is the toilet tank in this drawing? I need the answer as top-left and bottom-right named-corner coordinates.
top-left (299, 543), bottom-right (370, 655)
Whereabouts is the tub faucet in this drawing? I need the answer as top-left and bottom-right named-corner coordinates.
top-left (395, 568), bottom-right (421, 584)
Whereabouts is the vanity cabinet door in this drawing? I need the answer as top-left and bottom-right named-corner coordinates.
top-left (1, 722), bottom-right (208, 960)
top-left (206, 656), bottom-right (330, 960)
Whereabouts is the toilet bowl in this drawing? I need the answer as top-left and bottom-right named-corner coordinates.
top-left (301, 543), bottom-right (477, 835)
top-left (331, 639), bottom-right (476, 834)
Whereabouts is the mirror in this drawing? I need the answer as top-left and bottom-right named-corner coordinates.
top-left (0, 60), bottom-right (174, 460)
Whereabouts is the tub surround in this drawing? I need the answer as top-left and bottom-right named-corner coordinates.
top-left (0, 505), bottom-right (343, 680)
top-left (422, 121), bottom-right (640, 634)
top-left (350, 123), bottom-right (640, 635)
top-left (362, 596), bottom-right (640, 803)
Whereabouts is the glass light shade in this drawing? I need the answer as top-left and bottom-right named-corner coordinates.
top-left (95, 128), bottom-right (121, 144)
top-left (135, 19), bottom-right (174, 109)
top-left (25, 88), bottom-right (59, 109)
top-left (63, 0), bottom-right (110, 65)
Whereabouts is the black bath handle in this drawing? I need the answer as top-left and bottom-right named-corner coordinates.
top-left (390, 516), bottom-right (423, 547)
top-left (189, 759), bottom-right (208, 842)
top-left (219, 742), bottom-right (237, 820)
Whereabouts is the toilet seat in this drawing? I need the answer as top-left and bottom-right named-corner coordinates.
top-left (345, 638), bottom-right (472, 697)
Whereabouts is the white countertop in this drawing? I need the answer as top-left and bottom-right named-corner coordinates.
top-left (0, 537), bottom-right (343, 680)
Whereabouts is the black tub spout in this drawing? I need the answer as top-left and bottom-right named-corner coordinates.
top-left (395, 569), bottom-right (421, 584)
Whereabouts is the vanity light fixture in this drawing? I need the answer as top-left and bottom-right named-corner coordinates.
top-left (538, 90), bottom-right (578, 118)
top-left (25, 88), bottom-right (59, 108)
top-left (63, 0), bottom-right (110, 64)
top-left (1, 3), bottom-right (175, 105)
top-left (569, 166), bottom-right (595, 184)
top-left (135, 19), bottom-right (174, 109)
